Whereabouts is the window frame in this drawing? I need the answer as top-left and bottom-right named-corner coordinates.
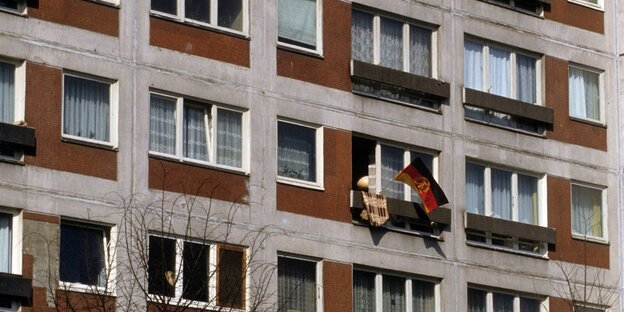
top-left (148, 91), bottom-right (249, 173)
top-left (276, 119), bottom-right (324, 190)
top-left (467, 286), bottom-right (547, 312)
top-left (150, 0), bottom-right (249, 36)
top-left (567, 0), bottom-right (604, 11)
top-left (0, 208), bottom-right (22, 276)
top-left (61, 71), bottom-right (118, 148)
top-left (0, 0), bottom-right (27, 15)
top-left (464, 38), bottom-right (543, 106)
top-left (0, 57), bottom-right (26, 162)
top-left (58, 220), bottom-right (116, 294)
top-left (568, 63), bottom-right (604, 124)
top-left (277, 254), bottom-right (323, 312)
top-left (570, 181), bottom-right (607, 243)
top-left (351, 8), bottom-right (438, 78)
top-left (277, 0), bottom-right (323, 55)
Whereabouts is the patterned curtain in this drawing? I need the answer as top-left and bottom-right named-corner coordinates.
top-left (63, 75), bottom-right (110, 142)
top-left (278, 257), bottom-right (317, 312)
top-left (277, 122), bottom-right (316, 181)
top-left (0, 214), bottom-right (10, 273)
top-left (278, 0), bottom-right (317, 47)
top-left (183, 105), bottom-right (208, 161)
top-left (489, 47), bottom-right (511, 98)
top-left (572, 184), bottom-right (603, 237)
top-left (351, 10), bottom-right (374, 63)
top-left (149, 94), bottom-right (176, 155)
top-left (569, 67), bottom-right (600, 120)
top-left (216, 108), bottom-right (243, 168)
top-left (412, 280), bottom-right (435, 312)
top-left (382, 275), bottom-right (406, 312)
top-left (465, 163), bottom-right (485, 215)
top-left (353, 271), bottom-right (376, 312)
top-left (380, 17), bottom-right (403, 71)
top-left (493, 293), bottom-right (514, 312)
top-left (468, 289), bottom-right (486, 312)
top-left (516, 54), bottom-right (536, 103)
top-left (381, 145), bottom-right (404, 200)
top-left (0, 62), bottom-right (14, 123)
top-left (517, 174), bottom-right (538, 224)
top-left (464, 41), bottom-right (483, 91)
top-left (491, 168), bottom-right (512, 220)
top-left (409, 25), bottom-right (431, 77)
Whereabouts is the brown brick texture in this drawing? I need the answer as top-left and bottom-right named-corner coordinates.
top-left (323, 261), bottom-right (352, 312)
top-left (544, 0), bottom-right (603, 34)
top-left (549, 296), bottom-right (574, 312)
top-left (28, 0), bottom-right (119, 37)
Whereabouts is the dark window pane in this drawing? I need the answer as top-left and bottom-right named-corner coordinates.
top-left (186, 0), bottom-right (210, 23)
top-left (218, 248), bottom-right (245, 308)
top-left (468, 289), bottom-right (486, 312)
top-left (152, 0), bottom-right (177, 15)
top-left (0, 1), bottom-right (18, 10)
top-left (148, 236), bottom-right (176, 297)
top-left (277, 122), bottom-right (316, 182)
top-left (218, 0), bottom-right (243, 31)
top-left (60, 224), bottom-right (106, 287)
top-left (182, 241), bottom-right (209, 301)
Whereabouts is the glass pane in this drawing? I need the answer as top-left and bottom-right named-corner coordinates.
top-left (518, 174), bottom-right (538, 224)
top-left (278, 257), bottom-right (317, 312)
top-left (412, 279), bottom-right (435, 312)
top-left (278, 0), bottom-right (317, 49)
top-left (572, 184), bottom-right (603, 237)
top-left (569, 67), bottom-right (600, 121)
top-left (152, 0), bottom-right (177, 15)
top-left (409, 25), bottom-right (432, 77)
top-left (466, 163), bottom-right (485, 215)
top-left (60, 224), bottom-right (106, 287)
top-left (464, 41), bottom-right (484, 91)
top-left (493, 292), bottom-right (514, 312)
top-left (520, 297), bottom-right (541, 312)
top-left (351, 10), bottom-right (374, 63)
top-left (380, 17), bottom-right (404, 71)
top-left (277, 122), bottom-right (316, 182)
top-left (491, 168), bottom-right (512, 220)
top-left (383, 275), bottom-right (406, 312)
top-left (516, 54), bottom-right (536, 103)
top-left (218, 248), bottom-right (245, 307)
top-left (489, 47), bottom-right (511, 97)
top-left (218, 0), bottom-right (243, 31)
top-left (185, 0), bottom-right (210, 23)
top-left (381, 145), bottom-right (405, 200)
top-left (0, 62), bottom-right (15, 123)
top-left (467, 289), bottom-right (486, 312)
top-left (0, 213), bottom-right (11, 273)
top-left (353, 270), bottom-right (375, 312)
top-left (149, 94), bottom-right (176, 155)
top-left (148, 236), bottom-right (176, 297)
top-left (183, 104), bottom-right (209, 161)
top-left (216, 109), bottom-right (243, 168)
top-left (63, 75), bottom-right (110, 142)
top-left (182, 241), bottom-right (209, 301)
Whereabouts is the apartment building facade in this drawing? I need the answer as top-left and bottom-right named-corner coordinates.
top-left (0, 0), bottom-right (620, 311)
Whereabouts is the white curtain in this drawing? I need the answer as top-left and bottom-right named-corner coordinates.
top-left (412, 280), bottom-right (435, 312)
top-left (351, 10), bottom-right (374, 63)
top-left (409, 25), bottom-right (431, 77)
top-left (516, 54), bottom-right (536, 103)
top-left (183, 105), bottom-right (208, 161)
top-left (383, 275), bottom-right (406, 312)
top-left (278, 258), bottom-right (317, 312)
top-left (0, 62), bottom-right (14, 123)
top-left (353, 271), bottom-right (376, 312)
top-left (493, 293), bottom-right (514, 312)
top-left (0, 214), bottom-right (10, 273)
top-left (489, 47), bottom-right (510, 97)
top-left (464, 41), bottom-right (483, 90)
top-left (381, 145), bottom-right (404, 200)
top-left (63, 75), bottom-right (110, 142)
top-left (149, 95), bottom-right (176, 155)
top-left (569, 67), bottom-right (600, 120)
top-left (410, 152), bottom-right (433, 203)
top-left (468, 289), bottom-right (486, 312)
top-left (380, 17), bottom-right (403, 71)
top-left (518, 174), bottom-right (538, 224)
top-left (466, 163), bottom-right (485, 215)
top-left (572, 185), bottom-right (603, 237)
top-left (277, 122), bottom-right (316, 182)
top-left (491, 168), bottom-right (512, 220)
top-left (216, 109), bottom-right (242, 168)
top-left (520, 298), bottom-right (541, 312)
top-left (278, 0), bottom-right (317, 48)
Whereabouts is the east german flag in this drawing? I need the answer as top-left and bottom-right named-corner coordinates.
top-left (394, 157), bottom-right (449, 214)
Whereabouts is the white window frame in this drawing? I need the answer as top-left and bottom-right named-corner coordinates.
top-left (277, 254), bottom-right (323, 312)
top-left (0, 0), bottom-right (27, 15)
top-left (567, 0), bottom-right (604, 11)
top-left (150, 0), bottom-right (249, 36)
top-left (568, 63), bottom-right (604, 124)
top-left (148, 91), bottom-right (249, 173)
top-left (276, 119), bottom-right (324, 190)
top-left (570, 182), bottom-right (607, 243)
top-left (0, 58), bottom-right (26, 162)
top-left (58, 220), bottom-right (116, 295)
top-left (276, 0), bottom-right (323, 55)
top-left (87, 0), bottom-right (120, 6)
top-left (468, 287), bottom-right (547, 312)
top-left (61, 71), bottom-right (118, 148)
top-left (0, 208), bottom-right (22, 276)
top-left (466, 161), bottom-right (547, 227)
top-left (464, 38), bottom-right (543, 105)
top-left (353, 268), bottom-right (440, 312)
top-left (352, 9), bottom-right (438, 78)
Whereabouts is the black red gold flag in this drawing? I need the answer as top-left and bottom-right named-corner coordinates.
top-left (394, 157), bottom-right (449, 214)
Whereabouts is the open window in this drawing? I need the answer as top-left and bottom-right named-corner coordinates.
top-left (0, 58), bottom-right (33, 163)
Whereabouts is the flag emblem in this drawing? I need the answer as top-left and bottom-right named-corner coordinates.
top-left (394, 157), bottom-right (449, 214)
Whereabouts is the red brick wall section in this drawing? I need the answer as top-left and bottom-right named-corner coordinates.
top-left (23, 62), bottom-right (118, 180)
top-left (544, 56), bottom-right (607, 151)
top-left (276, 128), bottom-right (352, 223)
top-left (55, 290), bottom-right (116, 312)
top-left (544, 0), bottom-right (603, 34)
top-left (547, 176), bottom-right (609, 268)
top-left (276, 0), bottom-right (352, 91)
top-left (150, 17), bottom-right (250, 67)
top-left (323, 261), bottom-right (352, 312)
top-left (148, 158), bottom-right (249, 204)
top-left (28, 0), bottom-right (119, 37)
top-left (550, 297), bottom-right (574, 312)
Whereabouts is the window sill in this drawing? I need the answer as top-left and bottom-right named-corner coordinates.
top-left (466, 240), bottom-right (549, 259)
top-left (567, 0), bottom-right (604, 11)
top-left (146, 295), bottom-right (245, 312)
top-left (85, 0), bottom-right (120, 8)
top-left (0, 7), bottom-right (27, 17)
top-left (464, 115), bottom-right (547, 138)
top-left (58, 281), bottom-right (114, 296)
top-left (277, 177), bottom-right (324, 191)
top-left (148, 153), bottom-right (249, 177)
top-left (277, 42), bottom-right (324, 59)
top-left (569, 116), bottom-right (606, 128)
top-left (149, 12), bottom-right (249, 40)
top-left (571, 234), bottom-right (609, 245)
top-left (61, 135), bottom-right (118, 151)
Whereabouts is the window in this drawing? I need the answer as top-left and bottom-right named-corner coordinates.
top-left (149, 92), bottom-right (246, 170)
top-left (148, 236), bottom-right (246, 308)
top-left (484, 0), bottom-right (544, 15)
top-left (353, 269), bottom-right (438, 312)
top-left (277, 256), bottom-right (321, 312)
top-left (571, 183), bottom-right (605, 240)
top-left (0, 210), bottom-right (20, 275)
top-left (278, 0), bottom-right (322, 53)
top-left (0, 59), bottom-right (26, 161)
top-left (0, 0), bottom-right (26, 13)
top-left (352, 9), bottom-right (434, 77)
top-left (277, 120), bottom-right (323, 186)
top-left (151, 0), bottom-right (247, 33)
top-left (60, 221), bottom-right (111, 289)
top-left (62, 73), bottom-right (117, 146)
top-left (568, 0), bottom-right (603, 10)
top-left (468, 288), bottom-right (542, 312)
top-left (569, 65), bottom-right (602, 123)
